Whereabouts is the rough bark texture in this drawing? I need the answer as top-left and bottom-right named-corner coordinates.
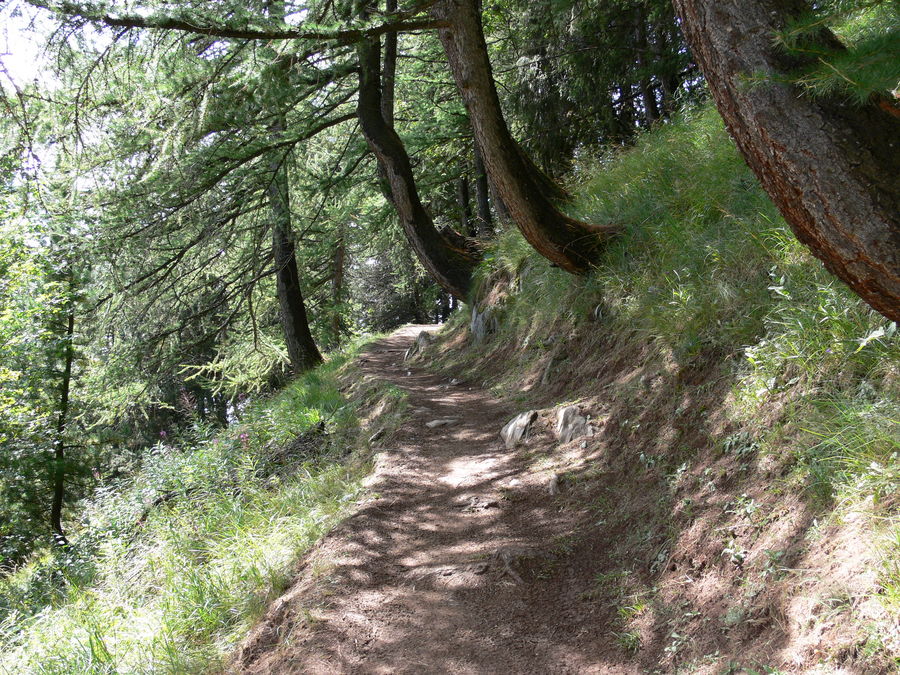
top-left (673, 0), bottom-right (900, 321)
top-left (356, 36), bottom-right (480, 299)
top-left (431, 0), bottom-right (619, 275)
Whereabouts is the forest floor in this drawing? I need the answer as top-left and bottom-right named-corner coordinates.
top-left (233, 324), bottom-right (625, 673)
top-left (230, 325), bottom-right (892, 674)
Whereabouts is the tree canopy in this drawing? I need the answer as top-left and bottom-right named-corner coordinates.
top-left (0, 0), bottom-right (897, 567)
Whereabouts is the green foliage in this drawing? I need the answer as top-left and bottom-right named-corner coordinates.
top-left (778, 0), bottom-right (900, 103)
top-left (0, 344), bottom-right (379, 673)
top-left (480, 100), bottom-right (898, 513)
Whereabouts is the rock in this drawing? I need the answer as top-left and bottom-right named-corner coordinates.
top-left (426, 418), bottom-right (458, 429)
top-left (404, 330), bottom-right (433, 361)
top-left (449, 378), bottom-right (461, 386)
top-left (548, 473), bottom-right (561, 496)
top-left (556, 405), bottom-right (594, 444)
top-left (500, 410), bottom-right (537, 449)
top-left (470, 305), bottom-right (498, 344)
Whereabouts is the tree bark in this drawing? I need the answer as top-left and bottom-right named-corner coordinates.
top-left (673, 0), bottom-right (900, 321)
top-left (269, 137), bottom-right (324, 373)
top-left (431, 0), bottom-right (620, 274)
top-left (270, 173), bottom-right (324, 373)
top-left (50, 309), bottom-right (74, 545)
top-left (472, 142), bottom-right (493, 237)
top-left (356, 36), bottom-right (480, 299)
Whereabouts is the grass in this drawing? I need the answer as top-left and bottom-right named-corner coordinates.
top-left (0, 338), bottom-right (403, 674)
top-left (456, 100), bottom-right (899, 664)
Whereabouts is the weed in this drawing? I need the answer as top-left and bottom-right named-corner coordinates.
top-left (613, 630), bottom-right (641, 654)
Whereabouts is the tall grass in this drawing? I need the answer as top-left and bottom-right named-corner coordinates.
top-left (476, 102), bottom-right (898, 635)
top-left (0, 342), bottom-right (398, 674)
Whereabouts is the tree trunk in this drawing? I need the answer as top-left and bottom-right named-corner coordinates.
top-left (50, 309), bottom-right (74, 546)
top-left (431, 0), bottom-right (620, 274)
top-left (266, 1), bottom-right (324, 373)
top-left (269, 151), bottom-right (324, 373)
top-left (356, 36), bottom-right (480, 299)
top-left (673, 0), bottom-right (900, 321)
top-left (457, 174), bottom-right (474, 236)
top-left (472, 142), bottom-right (493, 237)
top-left (330, 225), bottom-right (347, 343)
top-left (381, 0), bottom-right (397, 126)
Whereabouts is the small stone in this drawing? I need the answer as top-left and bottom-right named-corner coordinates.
top-left (500, 411), bottom-right (537, 449)
top-left (450, 378), bottom-right (461, 385)
top-left (426, 419), bottom-right (458, 429)
top-left (548, 474), bottom-right (561, 496)
top-left (442, 569), bottom-right (454, 576)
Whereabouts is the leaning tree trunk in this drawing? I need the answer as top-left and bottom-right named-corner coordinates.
top-left (356, 36), bottom-right (480, 299)
top-left (269, 144), bottom-right (324, 373)
top-left (431, 0), bottom-right (620, 275)
top-left (673, 0), bottom-right (900, 322)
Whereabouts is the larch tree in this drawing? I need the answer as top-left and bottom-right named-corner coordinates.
top-left (354, 2), bottom-right (481, 299)
top-left (430, 0), bottom-right (621, 275)
top-left (673, 0), bottom-right (900, 321)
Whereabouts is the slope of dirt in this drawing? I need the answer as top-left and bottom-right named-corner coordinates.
top-left (231, 325), bottom-right (895, 674)
top-left (232, 326), bottom-right (630, 673)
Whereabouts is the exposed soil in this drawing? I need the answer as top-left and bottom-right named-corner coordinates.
top-left (232, 325), bottom-right (895, 674)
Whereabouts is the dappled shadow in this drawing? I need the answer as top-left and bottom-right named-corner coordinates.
top-left (235, 326), bottom-right (880, 674)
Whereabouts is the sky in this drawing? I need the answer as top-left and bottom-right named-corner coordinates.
top-left (1, 1), bottom-right (56, 89)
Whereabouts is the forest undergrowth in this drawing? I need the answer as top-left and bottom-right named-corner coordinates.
top-left (0, 339), bottom-right (409, 673)
top-left (0, 101), bottom-right (897, 672)
top-left (425, 103), bottom-right (899, 670)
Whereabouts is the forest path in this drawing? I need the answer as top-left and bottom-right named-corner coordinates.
top-left (236, 325), bottom-right (626, 674)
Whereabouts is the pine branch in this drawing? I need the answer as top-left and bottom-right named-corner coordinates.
top-left (27, 1), bottom-right (447, 42)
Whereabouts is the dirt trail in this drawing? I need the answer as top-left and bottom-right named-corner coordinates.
top-left (236, 325), bottom-right (630, 674)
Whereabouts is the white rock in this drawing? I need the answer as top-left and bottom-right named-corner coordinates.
top-left (500, 411), bottom-right (537, 449)
top-left (556, 405), bottom-right (594, 444)
top-left (426, 419), bottom-right (458, 429)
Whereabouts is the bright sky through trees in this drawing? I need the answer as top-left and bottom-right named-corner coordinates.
top-left (0, 2), bottom-right (51, 88)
